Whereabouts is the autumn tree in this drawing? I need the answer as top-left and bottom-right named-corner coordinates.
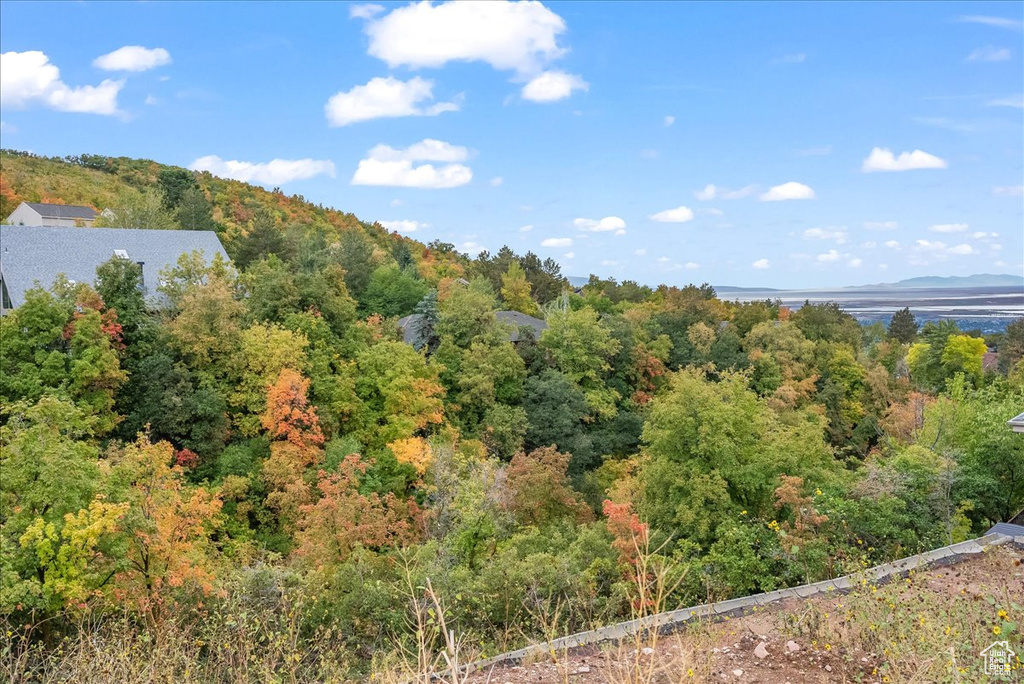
top-left (295, 455), bottom-right (418, 571)
top-left (260, 368), bottom-right (324, 531)
top-left (638, 369), bottom-right (834, 546)
top-left (500, 261), bottom-right (540, 316)
top-left (503, 446), bottom-right (592, 527)
top-left (108, 435), bottom-right (223, 618)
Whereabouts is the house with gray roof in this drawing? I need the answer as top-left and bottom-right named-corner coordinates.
top-left (396, 309), bottom-right (548, 347)
top-left (5, 202), bottom-right (101, 227)
top-left (0, 225), bottom-right (230, 311)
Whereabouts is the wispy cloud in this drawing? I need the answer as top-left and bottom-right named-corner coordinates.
top-left (911, 117), bottom-right (976, 133)
top-left (794, 145), bottom-right (832, 157)
top-left (541, 237), bottom-right (572, 247)
top-left (929, 223), bottom-right (969, 233)
top-left (694, 184), bottom-right (756, 200)
top-left (956, 15), bottom-right (1024, 32)
top-left (772, 53), bottom-right (806, 64)
top-left (191, 155), bottom-right (336, 185)
top-left (987, 94), bottom-right (1024, 108)
top-left (325, 76), bottom-right (459, 126)
top-left (967, 46), bottom-right (1011, 61)
top-left (649, 206), bottom-right (695, 223)
top-left (993, 185), bottom-right (1024, 197)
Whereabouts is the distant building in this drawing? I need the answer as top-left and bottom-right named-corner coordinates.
top-left (0, 225), bottom-right (229, 311)
top-left (397, 310), bottom-right (548, 347)
top-left (1009, 412), bottom-right (1024, 434)
top-left (5, 202), bottom-right (100, 227)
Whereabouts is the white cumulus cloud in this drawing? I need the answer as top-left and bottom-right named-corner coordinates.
top-left (694, 184), bottom-right (756, 201)
top-left (684, 262), bottom-right (700, 270)
top-left (949, 244), bottom-right (975, 255)
top-left (1, 51), bottom-right (123, 115)
top-left (649, 206), bottom-right (694, 223)
top-left (760, 181), bottom-right (816, 202)
top-left (190, 155), bottom-right (336, 185)
top-left (541, 237), bottom-right (572, 247)
top-left (993, 185), bottom-right (1024, 196)
top-left (884, 240), bottom-right (901, 249)
top-left (359, 1), bottom-right (570, 75)
top-left (929, 223), bottom-right (969, 233)
top-left (634, 248), bottom-right (647, 256)
top-left (664, 115), bottom-right (675, 127)
top-left (380, 219), bottom-right (426, 233)
top-left (752, 258), bottom-right (770, 270)
top-left (817, 250), bottom-right (840, 263)
top-left (574, 216), bottom-right (626, 232)
top-left (490, 176), bottom-right (504, 186)
top-left (351, 139), bottom-right (473, 188)
top-left (521, 70), bottom-right (587, 102)
top-left (862, 147), bottom-right (947, 172)
top-left (520, 224), bottom-right (533, 232)
top-left (325, 76), bottom-right (459, 126)
top-left (93, 46), bottom-right (171, 72)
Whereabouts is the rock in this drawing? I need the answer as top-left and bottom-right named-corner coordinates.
top-left (641, 647), bottom-right (654, 656)
top-left (732, 669), bottom-right (744, 677)
top-left (824, 665), bottom-right (833, 673)
top-left (575, 666), bottom-right (591, 674)
top-left (754, 642), bottom-right (770, 659)
top-left (785, 640), bottom-right (801, 653)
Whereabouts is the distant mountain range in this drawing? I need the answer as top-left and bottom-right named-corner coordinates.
top-left (871, 274), bottom-right (1024, 289)
top-left (570, 274), bottom-right (1023, 292)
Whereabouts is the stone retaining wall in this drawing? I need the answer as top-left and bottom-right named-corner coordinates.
top-left (467, 532), bottom-right (1021, 673)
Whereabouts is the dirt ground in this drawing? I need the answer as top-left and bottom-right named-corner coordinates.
top-left (463, 544), bottom-right (1024, 684)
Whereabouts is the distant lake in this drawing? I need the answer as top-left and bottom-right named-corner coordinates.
top-left (720, 286), bottom-right (1024, 333)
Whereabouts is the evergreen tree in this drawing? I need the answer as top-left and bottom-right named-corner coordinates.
top-left (888, 307), bottom-right (918, 343)
top-left (175, 187), bottom-right (218, 232)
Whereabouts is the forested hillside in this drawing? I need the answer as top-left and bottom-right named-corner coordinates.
top-left (2, 150), bottom-right (1022, 681)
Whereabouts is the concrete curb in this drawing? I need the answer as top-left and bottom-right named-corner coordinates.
top-left (465, 532), bottom-right (1020, 674)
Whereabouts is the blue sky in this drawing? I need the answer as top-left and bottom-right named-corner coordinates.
top-left (1, 1), bottom-right (1021, 288)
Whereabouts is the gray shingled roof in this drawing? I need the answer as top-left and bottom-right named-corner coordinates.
top-left (25, 203), bottom-right (98, 220)
top-left (396, 310), bottom-right (547, 345)
top-left (0, 225), bottom-right (229, 308)
top-left (495, 310), bottom-right (548, 341)
top-left (1009, 412), bottom-right (1024, 432)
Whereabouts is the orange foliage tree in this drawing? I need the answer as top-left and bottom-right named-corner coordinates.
top-left (261, 368), bottom-right (324, 530)
top-left (295, 454), bottom-right (420, 571)
top-left (112, 436), bottom-right (223, 619)
top-left (504, 446), bottom-right (593, 527)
